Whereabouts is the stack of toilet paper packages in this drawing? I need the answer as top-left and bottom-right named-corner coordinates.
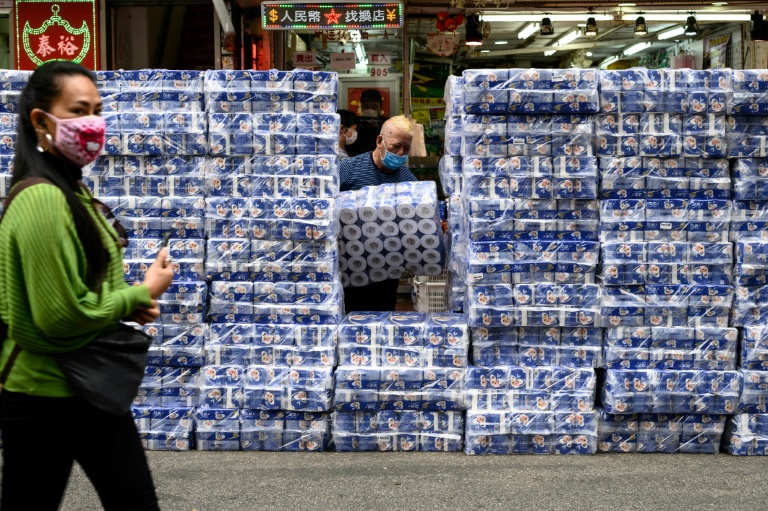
top-left (728, 70), bottom-right (768, 157)
top-left (724, 413), bottom-right (768, 455)
top-left (596, 408), bottom-right (727, 454)
top-left (338, 181), bottom-right (445, 287)
top-left (444, 196), bottom-right (466, 312)
top-left (464, 365), bottom-right (598, 454)
top-left (332, 312), bottom-right (468, 452)
top-left (0, 71), bottom-right (29, 198)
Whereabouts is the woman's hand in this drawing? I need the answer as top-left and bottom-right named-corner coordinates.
top-left (126, 299), bottom-right (160, 325)
top-left (142, 248), bottom-right (174, 299)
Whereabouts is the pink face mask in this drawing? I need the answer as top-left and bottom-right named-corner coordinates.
top-left (44, 112), bottom-right (106, 167)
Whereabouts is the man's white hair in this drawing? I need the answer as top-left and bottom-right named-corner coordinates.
top-left (381, 115), bottom-right (414, 139)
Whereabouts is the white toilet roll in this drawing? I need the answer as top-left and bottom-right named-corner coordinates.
top-left (423, 249), bottom-right (442, 264)
top-left (358, 205), bottom-right (377, 222)
top-left (338, 240), bottom-right (347, 256)
top-left (418, 219), bottom-right (437, 235)
top-left (345, 240), bottom-right (365, 257)
top-left (378, 205), bottom-right (397, 221)
top-left (348, 256), bottom-right (367, 272)
top-left (387, 266), bottom-right (405, 279)
top-left (339, 207), bottom-right (358, 225)
top-left (396, 203), bottom-right (416, 219)
top-left (338, 256), bottom-right (349, 272)
top-left (405, 262), bottom-right (423, 275)
top-left (385, 252), bottom-right (405, 267)
top-left (361, 222), bottom-right (381, 239)
top-left (350, 272), bottom-right (369, 287)
top-left (340, 273), bottom-right (351, 287)
top-left (399, 219), bottom-right (418, 235)
top-left (384, 237), bottom-right (402, 252)
top-left (364, 238), bottom-right (384, 254)
top-left (424, 263), bottom-right (443, 276)
top-left (380, 221), bottom-right (400, 237)
top-left (421, 235), bottom-right (440, 249)
top-left (415, 203), bottom-right (436, 219)
top-left (343, 224), bottom-right (362, 241)
top-left (369, 268), bottom-right (388, 282)
top-left (367, 253), bottom-right (386, 269)
top-left (402, 234), bottom-right (421, 250)
top-left (404, 249), bottom-right (423, 264)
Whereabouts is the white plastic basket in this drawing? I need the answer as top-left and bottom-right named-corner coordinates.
top-left (413, 280), bottom-right (448, 312)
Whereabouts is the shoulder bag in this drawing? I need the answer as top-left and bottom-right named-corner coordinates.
top-left (0, 178), bottom-right (152, 415)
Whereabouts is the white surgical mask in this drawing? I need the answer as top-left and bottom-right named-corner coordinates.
top-left (361, 109), bottom-right (379, 118)
top-left (344, 129), bottom-right (358, 145)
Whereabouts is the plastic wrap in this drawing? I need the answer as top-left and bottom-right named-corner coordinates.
top-left (600, 369), bottom-right (741, 414)
top-left (724, 413), bottom-right (768, 455)
top-left (338, 182), bottom-right (445, 286)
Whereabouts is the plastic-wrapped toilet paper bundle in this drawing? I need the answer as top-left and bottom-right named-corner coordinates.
top-left (724, 413), bottom-right (768, 455)
top-left (338, 181), bottom-right (445, 286)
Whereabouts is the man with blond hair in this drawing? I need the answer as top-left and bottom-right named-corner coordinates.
top-left (339, 115), bottom-right (418, 311)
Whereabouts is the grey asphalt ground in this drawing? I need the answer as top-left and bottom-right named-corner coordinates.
top-left (51, 451), bottom-right (768, 511)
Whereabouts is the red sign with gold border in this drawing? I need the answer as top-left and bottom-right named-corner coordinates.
top-left (14, 0), bottom-right (99, 70)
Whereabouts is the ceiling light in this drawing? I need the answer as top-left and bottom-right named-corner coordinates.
top-left (480, 50), bottom-right (490, 53)
top-left (586, 51), bottom-right (593, 56)
top-left (684, 15), bottom-right (699, 36)
top-left (494, 40), bottom-right (509, 45)
top-left (712, 2), bottom-right (728, 5)
top-left (658, 26), bottom-right (686, 40)
top-left (544, 50), bottom-right (556, 56)
top-left (621, 13), bottom-right (751, 22)
top-left (585, 17), bottom-right (598, 36)
top-left (558, 29), bottom-right (581, 46)
top-left (624, 42), bottom-right (652, 55)
top-left (481, 14), bottom-right (613, 23)
top-left (518, 23), bottom-right (539, 39)
top-left (600, 56), bottom-right (619, 68)
top-left (541, 17), bottom-right (554, 35)
top-left (618, 3), bottom-right (636, 6)
top-left (465, 14), bottom-right (484, 46)
top-left (634, 16), bottom-right (648, 36)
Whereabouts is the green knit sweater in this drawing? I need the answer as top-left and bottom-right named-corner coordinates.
top-left (0, 183), bottom-right (152, 397)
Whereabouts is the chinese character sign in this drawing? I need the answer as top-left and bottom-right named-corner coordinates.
top-left (262, 2), bottom-right (403, 30)
top-left (14, 0), bottom-right (99, 70)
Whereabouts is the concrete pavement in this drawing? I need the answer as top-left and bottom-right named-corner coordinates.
top-left (54, 452), bottom-right (768, 510)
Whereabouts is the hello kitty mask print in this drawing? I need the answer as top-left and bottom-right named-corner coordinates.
top-left (44, 112), bottom-right (106, 166)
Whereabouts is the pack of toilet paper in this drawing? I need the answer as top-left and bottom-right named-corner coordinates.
top-left (724, 413), bottom-right (768, 455)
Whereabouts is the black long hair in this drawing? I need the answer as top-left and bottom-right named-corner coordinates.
top-left (13, 61), bottom-right (109, 292)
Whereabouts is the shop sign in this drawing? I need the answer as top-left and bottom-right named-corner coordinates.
top-left (14, 0), bottom-right (99, 70)
top-left (262, 2), bottom-right (403, 30)
top-left (368, 51), bottom-right (391, 66)
top-left (293, 51), bottom-right (318, 68)
top-left (330, 52), bottom-right (355, 70)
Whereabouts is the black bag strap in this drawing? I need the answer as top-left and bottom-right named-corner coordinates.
top-left (0, 177), bottom-right (54, 388)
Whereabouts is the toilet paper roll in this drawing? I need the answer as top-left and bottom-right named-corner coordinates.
top-left (388, 266), bottom-right (405, 279)
top-left (424, 263), bottom-right (443, 276)
top-left (381, 221), bottom-right (400, 237)
top-left (404, 249), bottom-right (423, 264)
top-left (415, 203), bottom-right (436, 219)
top-left (339, 256), bottom-right (349, 272)
top-left (402, 234), bottom-right (421, 250)
top-left (367, 253), bottom-right (386, 269)
top-left (364, 238), bottom-right (384, 254)
top-left (384, 237), bottom-right (402, 252)
top-left (405, 262), bottom-right (423, 275)
top-left (343, 224), bottom-right (362, 241)
top-left (378, 205), bottom-right (397, 222)
top-left (385, 252), bottom-right (405, 267)
top-left (396, 203), bottom-right (416, 219)
top-left (358, 205), bottom-right (378, 222)
top-left (418, 219), bottom-right (437, 235)
top-left (350, 272), bottom-right (369, 287)
top-left (423, 249), bottom-right (442, 264)
top-left (348, 256), bottom-right (367, 272)
top-left (339, 207), bottom-right (358, 225)
top-left (346, 240), bottom-right (365, 257)
top-left (369, 268), bottom-right (388, 282)
top-left (338, 240), bottom-right (347, 256)
top-left (361, 222), bottom-right (382, 239)
top-left (341, 273), bottom-right (351, 287)
top-left (421, 235), bottom-right (440, 250)
top-left (399, 219), bottom-right (418, 235)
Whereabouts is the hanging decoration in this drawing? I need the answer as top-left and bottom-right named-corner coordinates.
top-left (426, 32), bottom-right (461, 57)
top-left (434, 11), bottom-right (465, 33)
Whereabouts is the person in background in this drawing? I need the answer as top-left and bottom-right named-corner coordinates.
top-left (336, 109), bottom-right (359, 160)
top-left (0, 62), bottom-right (173, 510)
top-left (347, 89), bottom-right (388, 157)
top-left (340, 115), bottom-right (417, 312)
